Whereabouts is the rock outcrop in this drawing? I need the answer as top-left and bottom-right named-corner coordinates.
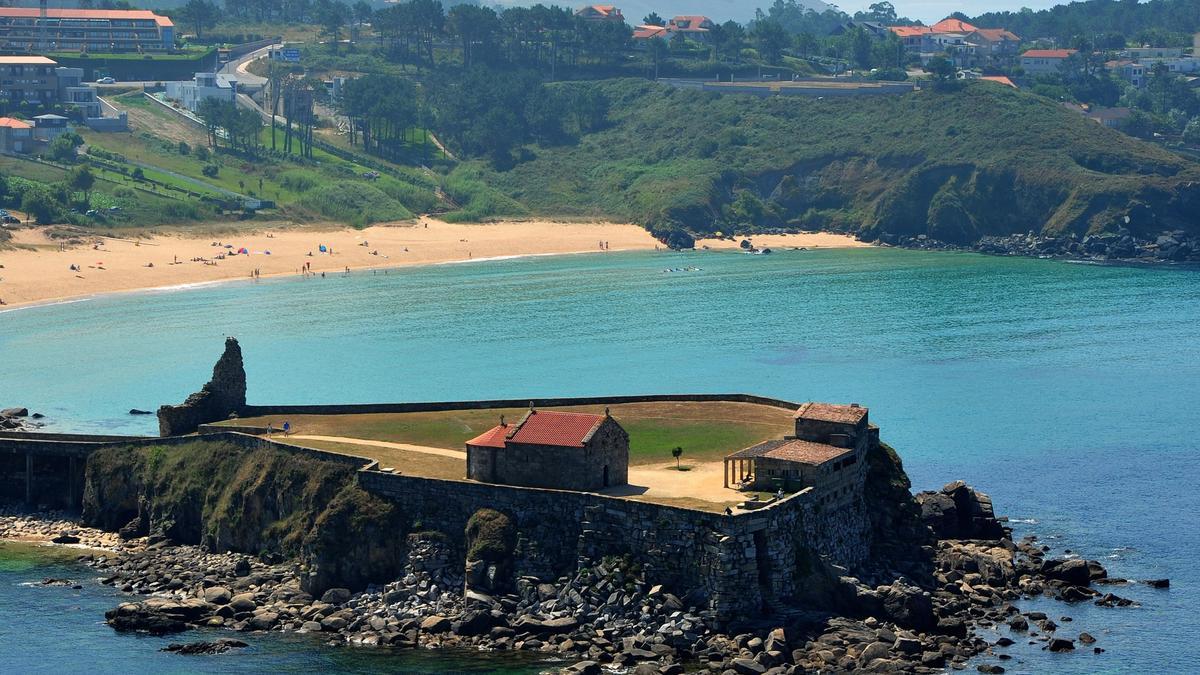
top-left (157, 337), bottom-right (247, 436)
top-left (916, 481), bottom-right (1006, 541)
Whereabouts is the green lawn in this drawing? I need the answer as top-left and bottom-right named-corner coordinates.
top-left (224, 401), bottom-right (795, 465)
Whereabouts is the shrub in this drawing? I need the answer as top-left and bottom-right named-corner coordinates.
top-left (465, 509), bottom-right (515, 562)
top-left (131, 167), bottom-right (145, 180)
top-left (202, 164), bottom-right (219, 178)
top-left (278, 169), bottom-right (321, 192)
top-left (297, 181), bottom-right (412, 227)
top-left (195, 146), bottom-right (210, 161)
top-left (178, 141), bottom-right (190, 155)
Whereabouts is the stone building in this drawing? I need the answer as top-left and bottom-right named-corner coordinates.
top-left (723, 402), bottom-right (875, 505)
top-left (466, 409), bottom-right (628, 491)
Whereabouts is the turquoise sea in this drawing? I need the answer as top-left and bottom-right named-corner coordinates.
top-left (1, 247), bottom-right (1198, 673)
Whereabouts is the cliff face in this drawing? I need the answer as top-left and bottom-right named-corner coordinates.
top-left (157, 337), bottom-right (247, 436)
top-left (81, 440), bottom-right (408, 595)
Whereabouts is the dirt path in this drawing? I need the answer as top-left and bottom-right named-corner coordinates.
top-left (287, 435), bottom-right (466, 459)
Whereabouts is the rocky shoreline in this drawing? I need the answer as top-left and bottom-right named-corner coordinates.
top-left (879, 228), bottom-right (1200, 265)
top-left (2, 479), bottom-right (1170, 674)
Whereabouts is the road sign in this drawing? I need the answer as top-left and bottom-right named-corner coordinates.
top-left (280, 48), bottom-right (301, 63)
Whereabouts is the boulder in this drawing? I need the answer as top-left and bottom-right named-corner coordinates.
top-left (1, 407), bottom-right (29, 418)
top-left (1041, 559), bottom-right (1092, 586)
top-left (51, 534), bottom-right (81, 544)
top-left (420, 615), bottom-right (452, 634)
top-left (880, 581), bottom-right (935, 632)
top-left (731, 658), bottom-right (767, 675)
top-left (916, 481), bottom-right (1005, 540)
top-left (320, 588), bottom-right (352, 605)
top-left (105, 603), bottom-right (189, 634)
top-left (228, 593), bottom-right (256, 612)
top-left (203, 586), bottom-right (232, 605)
top-left (161, 638), bottom-right (248, 655)
top-left (1048, 638), bottom-right (1075, 652)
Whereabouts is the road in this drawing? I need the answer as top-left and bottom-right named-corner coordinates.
top-left (221, 43), bottom-right (275, 88)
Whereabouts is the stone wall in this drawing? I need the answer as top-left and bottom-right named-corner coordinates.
top-left (241, 392), bottom-right (800, 418)
top-left (357, 467), bottom-right (871, 622)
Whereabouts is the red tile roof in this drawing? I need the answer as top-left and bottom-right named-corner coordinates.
top-left (980, 75), bottom-right (1017, 88)
top-left (726, 438), bottom-right (852, 466)
top-left (1022, 49), bottom-right (1076, 59)
top-left (465, 423), bottom-right (510, 449)
top-left (0, 117), bottom-right (31, 129)
top-left (633, 25), bottom-right (668, 40)
top-left (508, 410), bottom-right (606, 448)
top-left (794, 402), bottom-right (868, 425)
top-left (890, 25), bottom-right (932, 38)
top-left (669, 15), bottom-right (712, 32)
top-left (931, 18), bottom-right (977, 33)
top-left (764, 439), bottom-right (853, 465)
top-left (0, 8), bottom-right (173, 27)
top-left (971, 28), bottom-right (1020, 42)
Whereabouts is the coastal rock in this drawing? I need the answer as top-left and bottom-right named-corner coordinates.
top-left (916, 481), bottom-right (1005, 540)
top-left (105, 602), bottom-right (190, 634)
top-left (51, 534), bottom-right (80, 544)
top-left (1, 407), bottom-right (29, 418)
top-left (203, 586), bottom-right (232, 605)
top-left (161, 638), bottom-right (248, 655)
top-left (320, 588), bottom-right (352, 605)
top-left (1048, 638), bottom-right (1075, 652)
top-left (157, 337), bottom-right (247, 436)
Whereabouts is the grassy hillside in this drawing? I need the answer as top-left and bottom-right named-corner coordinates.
top-left (478, 79), bottom-right (1200, 243)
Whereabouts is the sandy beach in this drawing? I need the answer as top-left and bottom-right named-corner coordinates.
top-left (695, 232), bottom-right (870, 250)
top-left (0, 220), bottom-right (866, 309)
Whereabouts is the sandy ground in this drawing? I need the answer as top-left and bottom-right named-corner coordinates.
top-left (614, 462), bottom-right (748, 505)
top-left (0, 222), bottom-right (869, 310)
top-left (696, 232), bottom-right (869, 250)
top-left (0, 218), bottom-right (657, 309)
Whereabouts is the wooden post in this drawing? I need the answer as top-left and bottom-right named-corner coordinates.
top-left (25, 453), bottom-right (32, 505)
top-left (723, 458), bottom-right (729, 488)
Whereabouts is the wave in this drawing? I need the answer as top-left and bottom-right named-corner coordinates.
top-left (0, 297), bottom-right (92, 314)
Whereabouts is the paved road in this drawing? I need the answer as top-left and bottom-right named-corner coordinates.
top-left (221, 43), bottom-right (275, 87)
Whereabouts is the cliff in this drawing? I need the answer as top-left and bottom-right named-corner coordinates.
top-left (157, 337), bottom-right (247, 436)
top-left (474, 79), bottom-right (1200, 247)
top-left (81, 439), bottom-right (408, 595)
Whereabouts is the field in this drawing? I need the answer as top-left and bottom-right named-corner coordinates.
top-left (226, 400), bottom-right (796, 467)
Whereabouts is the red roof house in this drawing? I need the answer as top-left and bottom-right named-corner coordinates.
top-left (466, 408), bottom-right (629, 491)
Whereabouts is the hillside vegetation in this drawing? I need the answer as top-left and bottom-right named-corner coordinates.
top-left (477, 79), bottom-right (1200, 244)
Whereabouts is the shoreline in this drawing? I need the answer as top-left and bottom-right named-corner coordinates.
top-left (0, 222), bottom-right (868, 312)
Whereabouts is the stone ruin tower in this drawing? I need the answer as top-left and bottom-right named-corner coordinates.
top-left (156, 337), bottom-right (247, 436)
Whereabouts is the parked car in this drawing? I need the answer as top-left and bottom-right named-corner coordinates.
top-left (2, 215), bottom-right (20, 224)
top-left (96, 76), bottom-right (115, 84)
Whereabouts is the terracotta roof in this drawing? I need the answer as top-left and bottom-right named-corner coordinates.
top-left (633, 25), bottom-right (668, 40)
top-left (0, 117), bottom-right (31, 129)
top-left (508, 410), bottom-right (606, 448)
top-left (669, 15), bottom-right (712, 32)
top-left (794, 402), bottom-right (868, 425)
top-left (890, 25), bottom-right (932, 37)
top-left (764, 439), bottom-right (853, 465)
top-left (980, 75), bottom-right (1016, 88)
top-left (971, 28), bottom-right (1020, 42)
top-left (727, 439), bottom-right (852, 466)
top-left (931, 18), bottom-right (977, 33)
top-left (465, 423), bottom-right (510, 449)
top-left (1022, 49), bottom-right (1076, 59)
top-left (0, 8), bottom-right (173, 28)
top-left (0, 56), bottom-right (56, 65)
top-left (575, 4), bottom-right (621, 19)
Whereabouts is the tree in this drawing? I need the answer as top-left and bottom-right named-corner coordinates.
top-left (643, 12), bottom-right (665, 27)
top-left (67, 165), bottom-right (95, 206)
top-left (1184, 117), bottom-right (1200, 145)
top-left (48, 135), bottom-right (78, 162)
top-left (447, 4), bottom-right (500, 68)
top-left (671, 446), bottom-right (683, 469)
top-left (178, 0), bottom-right (219, 38)
top-left (751, 18), bottom-right (788, 65)
top-left (316, 0), bottom-right (348, 54)
top-left (858, 1), bottom-right (898, 24)
top-left (926, 55), bottom-right (956, 82)
top-left (20, 185), bottom-right (59, 224)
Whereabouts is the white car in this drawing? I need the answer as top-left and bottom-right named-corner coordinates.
top-left (96, 76), bottom-right (115, 84)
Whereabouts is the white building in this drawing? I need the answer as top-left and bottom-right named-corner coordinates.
top-left (165, 72), bottom-right (237, 113)
top-left (1020, 48), bottom-right (1076, 75)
